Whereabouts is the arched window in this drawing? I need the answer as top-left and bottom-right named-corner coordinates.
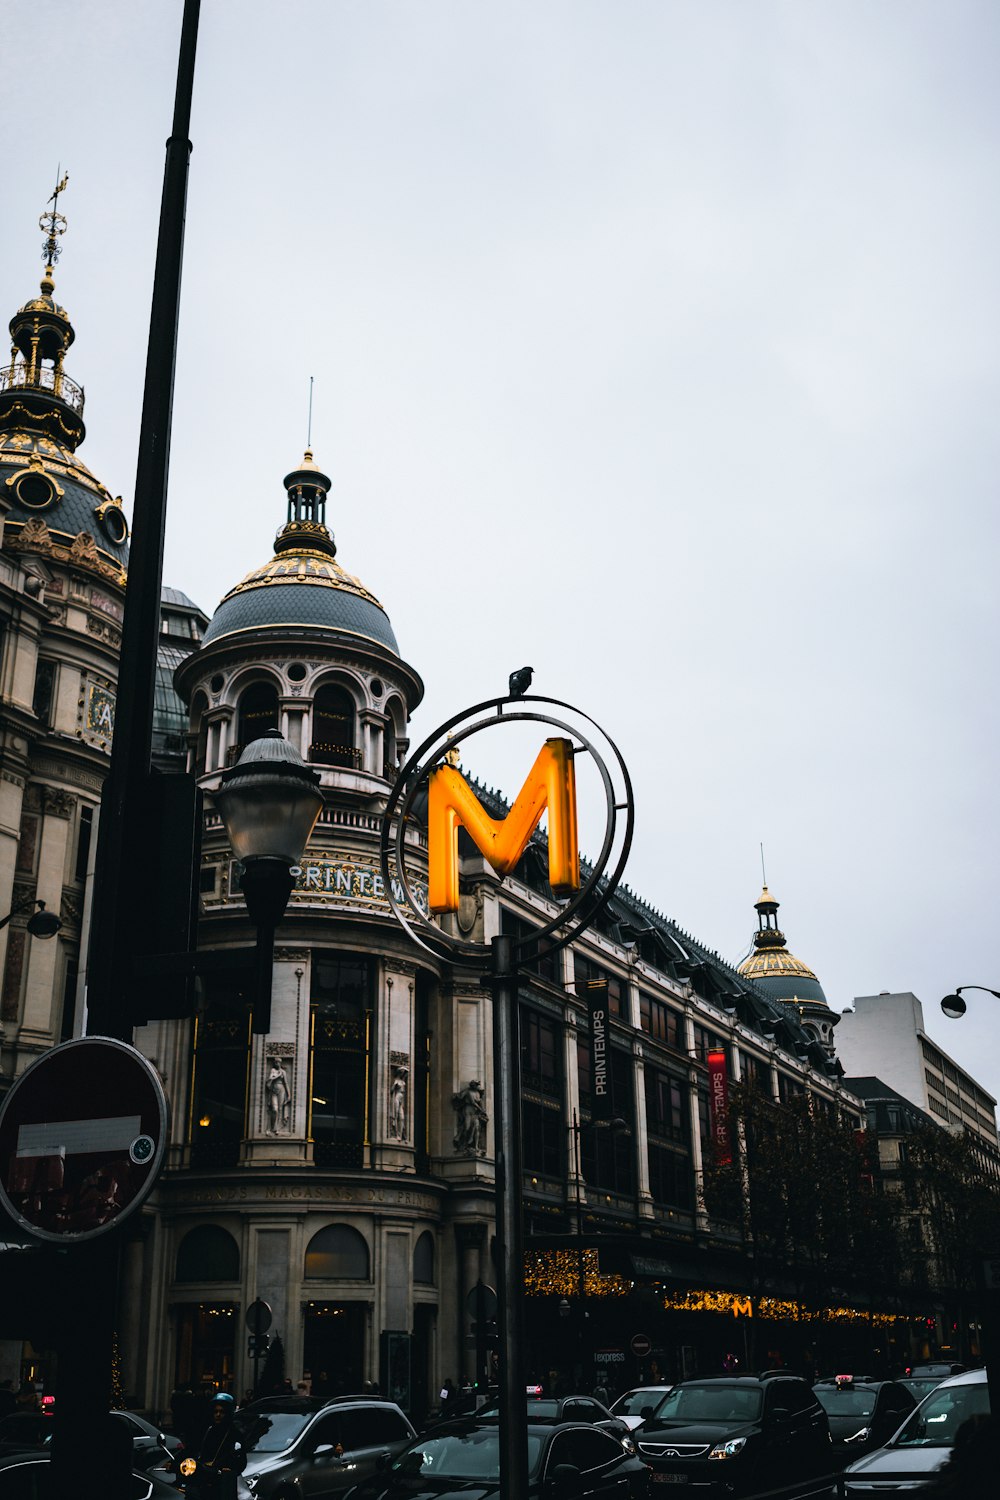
top-left (413, 1231), bottom-right (435, 1286)
top-left (190, 691), bottom-right (209, 775)
top-left (304, 1224), bottom-right (370, 1280)
top-left (237, 681), bottom-right (278, 750)
top-left (175, 1225), bottom-right (240, 1284)
top-left (311, 684), bottom-right (358, 769)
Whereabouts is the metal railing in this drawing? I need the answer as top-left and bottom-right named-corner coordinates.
top-left (0, 361), bottom-right (84, 415)
top-left (309, 741), bottom-right (362, 770)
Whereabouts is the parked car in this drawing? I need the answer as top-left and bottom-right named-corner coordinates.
top-left (907, 1361), bottom-right (966, 1379)
top-left (234, 1394), bottom-right (416, 1498)
top-left (812, 1376), bottom-right (916, 1457)
top-left (0, 1411), bottom-right (55, 1456)
top-left (341, 1417), bottom-right (652, 1499)
top-left (0, 1407), bottom-right (177, 1479)
top-left (610, 1386), bottom-right (674, 1430)
top-left (473, 1392), bottom-right (634, 1447)
top-left (839, 1367), bottom-right (990, 1497)
top-left (0, 1450), bottom-right (180, 1498)
top-left (636, 1373), bottom-right (832, 1495)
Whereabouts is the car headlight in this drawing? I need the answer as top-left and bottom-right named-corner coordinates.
top-left (620, 1435), bottom-right (636, 1455)
top-left (708, 1437), bottom-right (748, 1460)
top-left (844, 1427), bottom-right (871, 1443)
top-left (245, 1478), bottom-right (258, 1492)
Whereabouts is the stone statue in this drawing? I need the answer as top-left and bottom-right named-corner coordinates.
top-left (452, 1079), bottom-right (488, 1154)
top-left (266, 1060), bottom-right (291, 1135)
top-left (389, 1067), bottom-right (408, 1141)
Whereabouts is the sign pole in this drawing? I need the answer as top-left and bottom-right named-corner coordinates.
top-left (491, 933), bottom-right (528, 1500)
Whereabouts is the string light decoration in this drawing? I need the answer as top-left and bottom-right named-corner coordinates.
top-left (658, 1288), bottom-right (898, 1326)
top-left (110, 1332), bottom-right (127, 1408)
top-left (522, 1248), bottom-right (633, 1298)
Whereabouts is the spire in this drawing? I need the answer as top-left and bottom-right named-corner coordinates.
top-left (273, 448), bottom-right (337, 559)
top-left (0, 174), bottom-right (85, 450)
top-left (752, 884), bottom-right (786, 952)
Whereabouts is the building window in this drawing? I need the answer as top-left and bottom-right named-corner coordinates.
top-left (175, 1225), bottom-right (241, 1283)
top-left (648, 1143), bottom-right (694, 1210)
top-left (644, 1067), bottom-right (687, 1143)
top-left (311, 684), bottom-right (359, 768)
top-left (574, 954), bottom-right (624, 1017)
top-left (190, 989), bottom-right (250, 1169)
top-left (522, 1098), bottom-right (564, 1177)
top-left (32, 659), bottom-right (56, 725)
top-left (310, 954), bottom-right (373, 1169)
top-left (73, 804), bottom-right (94, 883)
top-left (413, 1231), bottom-right (435, 1286)
top-left (521, 1008), bottom-right (560, 1096)
top-left (639, 993), bottom-right (682, 1049)
top-left (237, 681), bottom-right (279, 747)
top-left (501, 908), bottom-right (558, 984)
top-left (304, 1224), bottom-right (370, 1280)
top-left (691, 1024), bottom-right (725, 1064)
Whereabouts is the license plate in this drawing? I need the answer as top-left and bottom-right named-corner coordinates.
top-left (651, 1475), bottom-right (688, 1485)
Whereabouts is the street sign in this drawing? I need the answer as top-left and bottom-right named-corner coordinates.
top-left (465, 1282), bottom-right (498, 1319)
top-left (246, 1298), bottom-right (273, 1335)
top-left (630, 1333), bottom-right (652, 1357)
top-left (0, 1037), bottom-right (167, 1244)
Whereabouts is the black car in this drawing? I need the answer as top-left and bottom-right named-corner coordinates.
top-left (343, 1418), bottom-right (651, 1499)
top-left (0, 1451), bottom-right (179, 1498)
top-left (473, 1393), bottom-right (635, 1447)
top-left (813, 1376), bottom-right (915, 1457)
top-left (0, 1407), bottom-right (176, 1478)
top-left (636, 1374), bottom-right (832, 1496)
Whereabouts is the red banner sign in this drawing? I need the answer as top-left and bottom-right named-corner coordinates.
top-left (707, 1048), bottom-right (732, 1165)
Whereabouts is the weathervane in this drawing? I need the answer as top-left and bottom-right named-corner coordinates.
top-left (39, 168), bottom-right (69, 270)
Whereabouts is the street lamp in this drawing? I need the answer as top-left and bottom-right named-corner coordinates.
top-left (0, 899), bottom-right (61, 940)
top-left (212, 731), bottom-right (323, 1034)
top-left (940, 985), bottom-right (1000, 1020)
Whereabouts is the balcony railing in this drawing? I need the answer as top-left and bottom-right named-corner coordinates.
top-left (309, 742), bottom-right (362, 770)
top-left (0, 361), bottom-right (85, 416)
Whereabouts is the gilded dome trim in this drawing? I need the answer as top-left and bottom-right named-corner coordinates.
top-left (221, 550), bottom-right (383, 609)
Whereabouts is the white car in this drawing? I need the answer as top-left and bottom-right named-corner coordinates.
top-left (609, 1385), bottom-right (673, 1431)
top-left (840, 1367), bottom-right (989, 1496)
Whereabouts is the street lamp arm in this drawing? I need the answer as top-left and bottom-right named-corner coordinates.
top-left (0, 899), bottom-right (61, 938)
top-left (940, 984), bottom-right (1000, 1019)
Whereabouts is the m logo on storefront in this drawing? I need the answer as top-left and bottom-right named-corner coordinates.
top-left (427, 737), bottom-right (580, 913)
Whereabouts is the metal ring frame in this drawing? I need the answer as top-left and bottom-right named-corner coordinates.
top-left (379, 694), bottom-right (634, 967)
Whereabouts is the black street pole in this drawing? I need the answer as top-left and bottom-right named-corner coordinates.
top-left (86, 0), bottom-right (200, 1042)
top-left (49, 7), bottom-right (201, 1500)
top-left (490, 934), bottom-right (528, 1500)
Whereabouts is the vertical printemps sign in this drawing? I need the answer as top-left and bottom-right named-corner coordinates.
top-left (707, 1048), bottom-right (732, 1165)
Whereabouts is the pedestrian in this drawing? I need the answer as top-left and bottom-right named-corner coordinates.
top-left (190, 1391), bottom-right (246, 1500)
top-left (593, 1378), bottom-right (610, 1407)
top-left (439, 1377), bottom-right (457, 1413)
top-left (0, 1380), bottom-right (16, 1418)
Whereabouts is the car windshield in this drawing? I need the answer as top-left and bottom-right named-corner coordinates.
top-left (392, 1430), bottom-right (545, 1481)
top-left (651, 1386), bottom-right (762, 1423)
top-left (234, 1410), bottom-right (312, 1453)
top-left (900, 1379), bottom-right (941, 1399)
top-left (614, 1390), bottom-right (666, 1416)
top-left (476, 1400), bottom-right (560, 1419)
top-left (814, 1388), bottom-right (876, 1417)
top-left (892, 1385), bottom-right (989, 1447)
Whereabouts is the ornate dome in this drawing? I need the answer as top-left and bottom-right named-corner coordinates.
top-left (200, 450), bottom-right (399, 654)
top-left (737, 884), bottom-right (830, 1007)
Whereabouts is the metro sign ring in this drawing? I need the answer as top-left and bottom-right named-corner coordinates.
top-left (380, 692), bottom-right (633, 965)
top-left (0, 1037), bottom-right (168, 1243)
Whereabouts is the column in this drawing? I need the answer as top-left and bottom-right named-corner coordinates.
top-left (632, 1041), bottom-right (654, 1218)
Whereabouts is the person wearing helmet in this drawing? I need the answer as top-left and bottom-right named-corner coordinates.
top-left (189, 1391), bottom-right (246, 1499)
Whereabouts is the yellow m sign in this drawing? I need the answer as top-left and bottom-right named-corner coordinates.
top-left (428, 738), bottom-right (580, 914)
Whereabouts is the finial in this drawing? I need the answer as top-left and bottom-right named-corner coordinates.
top-left (39, 169), bottom-right (69, 290)
top-left (760, 842), bottom-right (767, 889)
top-left (307, 375), bottom-right (314, 449)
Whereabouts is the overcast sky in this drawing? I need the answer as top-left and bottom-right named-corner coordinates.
top-left (4, 1), bottom-right (999, 1103)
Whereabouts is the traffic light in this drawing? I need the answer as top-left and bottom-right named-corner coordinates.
top-left (248, 1333), bottom-right (270, 1357)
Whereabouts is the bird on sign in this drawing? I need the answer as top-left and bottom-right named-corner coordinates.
top-left (508, 666), bottom-right (533, 697)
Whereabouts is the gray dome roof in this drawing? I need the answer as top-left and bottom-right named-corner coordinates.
top-left (202, 559), bottom-right (398, 654)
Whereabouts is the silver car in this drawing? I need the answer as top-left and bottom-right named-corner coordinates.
top-left (236, 1396), bottom-right (416, 1499)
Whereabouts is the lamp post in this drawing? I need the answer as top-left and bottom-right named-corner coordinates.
top-left (211, 731), bottom-right (323, 1035)
top-left (0, 899), bottom-right (61, 940)
top-left (940, 985), bottom-right (1000, 1020)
